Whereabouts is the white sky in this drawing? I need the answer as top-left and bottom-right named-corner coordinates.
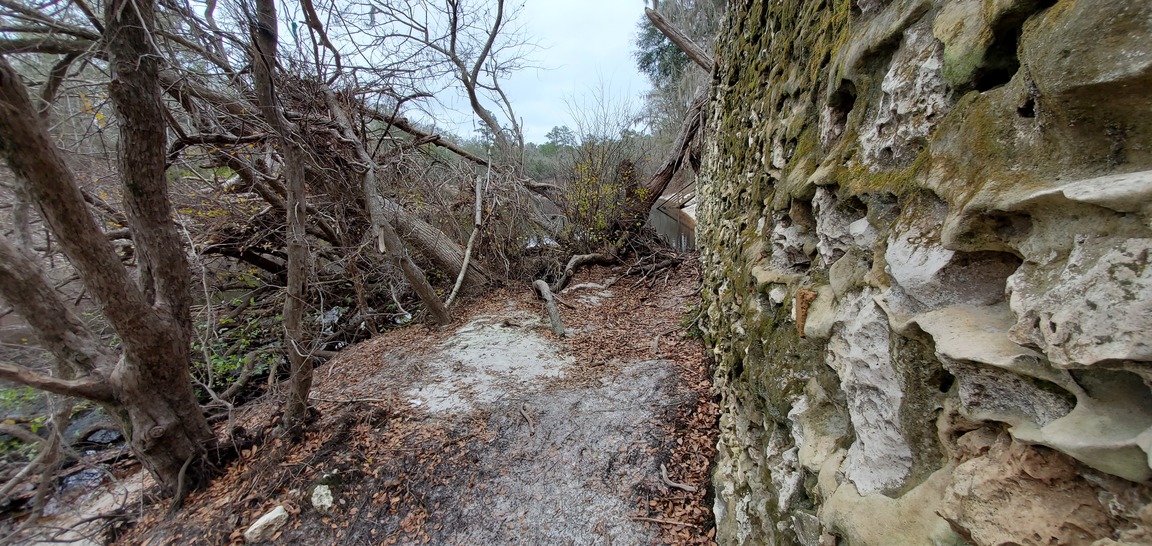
top-left (424, 0), bottom-right (653, 144)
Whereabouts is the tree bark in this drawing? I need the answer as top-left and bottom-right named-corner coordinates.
top-left (0, 2), bottom-right (214, 494)
top-left (102, 0), bottom-right (214, 491)
top-left (251, 0), bottom-right (313, 432)
top-left (381, 198), bottom-right (494, 289)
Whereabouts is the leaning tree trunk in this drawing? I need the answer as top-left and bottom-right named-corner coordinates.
top-left (323, 88), bottom-right (451, 325)
top-left (0, 0), bottom-right (215, 494)
top-left (251, 0), bottom-right (313, 432)
top-left (382, 199), bottom-right (495, 289)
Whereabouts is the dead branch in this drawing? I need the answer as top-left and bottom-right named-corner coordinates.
top-left (644, 8), bottom-right (714, 72)
top-left (532, 280), bottom-right (566, 337)
top-left (629, 515), bottom-right (699, 528)
top-left (363, 109), bottom-right (488, 167)
top-left (552, 253), bottom-right (618, 293)
top-left (0, 361), bottom-right (112, 402)
top-left (446, 171), bottom-right (487, 308)
top-left (660, 463), bottom-right (698, 492)
top-left (518, 403), bottom-right (535, 436)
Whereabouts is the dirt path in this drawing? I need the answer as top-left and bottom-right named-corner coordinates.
top-left (29, 261), bottom-right (718, 545)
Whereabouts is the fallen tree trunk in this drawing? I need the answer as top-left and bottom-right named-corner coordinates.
top-left (382, 199), bottom-right (495, 289)
top-left (636, 88), bottom-right (709, 215)
top-left (323, 87), bottom-right (451, 325)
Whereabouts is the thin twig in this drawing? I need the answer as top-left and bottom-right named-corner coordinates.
top-left (447, 166), bottom-right (487, 308)
top-left (518, 403), bottom-right (535, 436)
top-left (629, 515), bottom-right (699, 528)
top-left (660, 463), bottom-right (698, 492)
top-left (312, 397), bottom-right (394, 404)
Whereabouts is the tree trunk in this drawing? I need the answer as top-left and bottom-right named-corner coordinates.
top-left (251, 0), bottom-right (313, 432)
top-left (0, 0), bottom-right (214, 493)
top-left (323, 88), bottom-right (452, 325)
top-left (102, 0), bottom-right (214, 490)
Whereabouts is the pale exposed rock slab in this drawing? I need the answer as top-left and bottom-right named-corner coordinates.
top-left (1006, 170), bottom-right (1152, 215)
top-left (1008, 237), bottom-right (1152, 367)
top-left (244, 505), bottom-right (289, 543)
top-left (885, 228), bottom-right (1018, 312)
top-left (825, 289), bottom-right (912, 494)
top-left (767, 212), bottom-right (817, 273)
top-left (859, 19), bottom-right (951, 168)
top-left (821, 467), bottom-right (962, 546)
top-left (913, 304), bottom-right (1152, 481)
top-left (801, 285), bottom-right (837, 340)
top-left (812, 188), bottom-right (856, 267)
top-left (1013, 372), bottom-right (1152, 482)
top-left (788, 379), bottom-right (849, 473)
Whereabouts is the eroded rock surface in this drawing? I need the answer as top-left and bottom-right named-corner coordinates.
top-left (699, 0), bottom-right (1152, 543)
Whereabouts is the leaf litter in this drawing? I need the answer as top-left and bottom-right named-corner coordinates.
top-left (109, 255), bottom-right (719, 545)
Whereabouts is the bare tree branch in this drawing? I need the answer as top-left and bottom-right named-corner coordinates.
top-left (0, 37), bottom-right (96, 55)
top-left (0, 236), bottom-right (113, 375)
top-left (0, 361), bottom-right (113, 402)
top-left (323, 86), bottom-right (451, 324)
top-left (645, 7), bottom-right (714, 72)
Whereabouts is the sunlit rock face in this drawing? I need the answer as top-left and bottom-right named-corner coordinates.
top-left (697, 0), bottom-right (1152, 544)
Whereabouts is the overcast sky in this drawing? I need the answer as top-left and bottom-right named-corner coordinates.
top-left (424, 1), bottom-right (653, 144)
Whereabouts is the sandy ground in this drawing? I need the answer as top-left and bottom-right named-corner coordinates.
top-left (9, 262), bottom-right (717, 545)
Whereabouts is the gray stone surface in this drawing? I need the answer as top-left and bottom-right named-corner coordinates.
top-left (699, 0), bottom-right (1152, 543)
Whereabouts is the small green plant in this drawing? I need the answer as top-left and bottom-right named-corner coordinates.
top-left (0, 386), bottom-right (42, 413)
top-left (0, 414), bottom-right (46, 459)
top-left (192, 314), bottom-right (273, 394)
top-left (680, 302), bottom-right (704, 339)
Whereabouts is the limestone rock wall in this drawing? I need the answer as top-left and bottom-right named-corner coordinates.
top-left (697, 1), bottom-right (1152, 544)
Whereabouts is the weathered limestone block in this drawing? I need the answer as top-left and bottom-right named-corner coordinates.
top-left (940, 431), bottom-right (1127, 546)
top-left (788, 379), bottom-right (849, 474)
top-left (813, 188), bottom-right (860, 267)
top-left (932, 0), bottom-right (990, 89)
top-left (859, 19), bottom-right (951, 168)
top-left (769, 212), bottom-right (818, 273)
top-left (825, 289), bottom-right (912, 495)
top-left (1008, 237), bottom-right (1152, 367)
top-left (244, 505), bottom-right (289, 543)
